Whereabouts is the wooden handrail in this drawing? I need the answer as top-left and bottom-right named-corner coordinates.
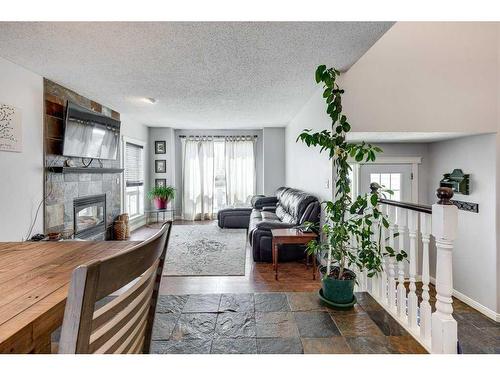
top-left (379, 198), bottom-right (432, 214)
top-left (369, 182), bottom-right (432, 214)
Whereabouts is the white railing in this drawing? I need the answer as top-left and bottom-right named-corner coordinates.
top-left (356, 186), bottom-right (458, 354)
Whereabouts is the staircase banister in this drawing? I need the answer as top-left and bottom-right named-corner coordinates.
top-left (369, 182), bottom-right (432, 214)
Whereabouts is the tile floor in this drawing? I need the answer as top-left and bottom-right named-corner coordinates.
top-left (150, 292), bottom-right (427, 354)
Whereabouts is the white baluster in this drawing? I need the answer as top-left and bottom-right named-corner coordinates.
top-left (387, 205), bottom-right (397, 311)
top-left (396, 207), bottom-right (407, 320)
top-left (420, 212), bottom-right (432, 345)
top-left (379, 204), bottom-right (388, 305)
top-left (431, 188), bottom-right (458, 354)
top-left (407, 210), bottom-right (419, 329)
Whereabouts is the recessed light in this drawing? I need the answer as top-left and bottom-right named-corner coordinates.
top-left (142, 97), bottom-right (157, 104)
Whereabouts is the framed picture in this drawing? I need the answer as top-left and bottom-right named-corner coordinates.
top-left (155, 159), bottom-right (166, 173)
top-left (0, 103), bottom-right (22, 153)
top-left (155, 178), bottom-right (167, 188)
top-left (155, 140), bottom-right (166, 154)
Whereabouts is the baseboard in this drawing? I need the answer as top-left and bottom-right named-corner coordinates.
top-left (430, 276), bottom-right (500, 322)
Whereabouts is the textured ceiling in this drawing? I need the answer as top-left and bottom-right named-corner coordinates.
top-left (0, 22), bottom-right (392, 128)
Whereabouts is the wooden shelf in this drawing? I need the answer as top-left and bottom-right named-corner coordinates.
top-left (46, 167), bottom-right (124, 174)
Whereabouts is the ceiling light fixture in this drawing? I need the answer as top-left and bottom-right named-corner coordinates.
top-left (142, 97), bottom-right (157, 104)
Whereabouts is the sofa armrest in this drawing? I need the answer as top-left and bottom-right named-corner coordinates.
top-left (261, 206), bottom-right (276, 213)
top-left (252, 195), bottom-right (278, 209)
top-left (255, 221), bottom-right (296, 230)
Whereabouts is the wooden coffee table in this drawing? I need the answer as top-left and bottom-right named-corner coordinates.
top-left (271, 228), bottom-right (318, 281)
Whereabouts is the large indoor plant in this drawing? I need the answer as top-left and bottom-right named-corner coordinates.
top-left (297, 65), bottom-right (406, 306)
top-left (147, 186), bottom-right (175, 209)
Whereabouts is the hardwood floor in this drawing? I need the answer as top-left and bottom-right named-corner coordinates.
top-left (131, 221), bottom-right (321, 295)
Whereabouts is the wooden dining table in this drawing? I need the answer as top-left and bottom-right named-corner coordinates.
top-left (0, 240), bottom-right (140, 354)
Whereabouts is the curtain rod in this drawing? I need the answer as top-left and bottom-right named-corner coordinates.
top-left (178, 135), bottom-right (258, 138)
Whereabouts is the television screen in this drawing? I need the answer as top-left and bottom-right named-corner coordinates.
top-left (62, 101), bottom-right (121, 160)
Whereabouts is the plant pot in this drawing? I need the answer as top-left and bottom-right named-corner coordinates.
top-left (153, 198), bottom-right (169, 210)
top-left (320, 266), bottom-right (356, 304)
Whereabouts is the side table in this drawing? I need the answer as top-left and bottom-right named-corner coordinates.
top-left (270, 228), bottom-right (318, 281)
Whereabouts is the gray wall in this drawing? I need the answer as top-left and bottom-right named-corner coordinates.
top-left (148, 127), bottom-right (176, 210)
top-left (427, 134), bottom-right (497, 313)
top-left (263, 127), bottom-right (286, 195)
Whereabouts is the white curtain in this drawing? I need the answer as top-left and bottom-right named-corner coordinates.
top-left (182, 138), bottom-right (215, 220)
top-left (225, 137), bottom-right (256, 206)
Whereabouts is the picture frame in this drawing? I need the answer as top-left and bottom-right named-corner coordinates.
top-left (155, 159), bottom-right (166, 173)
top-left (155, 178), bottom-right (167, 188)
top-left (155, 140), bottom-right (166, 154)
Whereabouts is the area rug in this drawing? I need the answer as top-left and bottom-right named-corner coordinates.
top-left (164, 224), bottom-right (247, 276)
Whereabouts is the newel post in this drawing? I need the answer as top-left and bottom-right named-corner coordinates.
top-left (431, 187), bottom-right (458, 354)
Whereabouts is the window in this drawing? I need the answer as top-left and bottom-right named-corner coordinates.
top-left (124, 141), bottom-right (145, 218)
top-left (370, 173), bottom-right (401, 201)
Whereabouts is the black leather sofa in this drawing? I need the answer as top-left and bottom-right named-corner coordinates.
top-left (248, 187), bottom-right (320, 263)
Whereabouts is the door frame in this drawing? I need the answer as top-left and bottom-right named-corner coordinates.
top-left (350, 156), bottom-right (422, 203)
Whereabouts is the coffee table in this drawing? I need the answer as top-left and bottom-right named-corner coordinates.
top-left (271, 228), bottom-right (318, 281)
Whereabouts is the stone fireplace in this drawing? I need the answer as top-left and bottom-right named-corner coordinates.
top-left (73, 194), bottom-right (106, 240)
top-left (43, 79), bottom-right (123, 239)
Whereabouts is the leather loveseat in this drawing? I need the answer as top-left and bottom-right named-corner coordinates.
top-left (248, 187), bottom-right (320, 262)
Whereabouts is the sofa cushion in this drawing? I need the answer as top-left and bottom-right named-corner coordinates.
top-left (275, 188), bottom-right (317, 225)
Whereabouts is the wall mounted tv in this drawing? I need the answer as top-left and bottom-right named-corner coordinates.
top-left (62, 101), bottom-right (121, 160)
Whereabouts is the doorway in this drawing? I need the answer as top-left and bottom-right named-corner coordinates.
top-left (359, 163), bottom-right (412, 202)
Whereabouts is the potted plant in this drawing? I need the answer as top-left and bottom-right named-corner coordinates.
top-left (147, 186), bottom-right (175, 210)
top-left (297, 65), bottom-right (406, 307)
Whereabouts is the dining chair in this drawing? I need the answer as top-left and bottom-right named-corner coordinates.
top-left (58, 222), bottom-right (172, 354)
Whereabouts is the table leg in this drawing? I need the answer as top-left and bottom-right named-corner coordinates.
top-left (312, 253), bottom-right (317, 280)
top-left (274, 243), bottom-right (279, 281)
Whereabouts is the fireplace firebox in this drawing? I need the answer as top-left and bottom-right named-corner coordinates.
top-left (73, 194), bottom-right (106, 240)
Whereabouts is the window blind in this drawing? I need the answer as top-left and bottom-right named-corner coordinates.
top-left (125, 142), bottom-right (144, 187)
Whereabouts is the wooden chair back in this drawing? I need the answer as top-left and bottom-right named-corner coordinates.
top-left (58, 222), bottom-right (172, 354)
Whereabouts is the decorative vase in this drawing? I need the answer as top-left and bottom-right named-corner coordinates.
top-left (320, 266), bottom-right (356, 304)
top-left (153, 197), bottom-right (168, 210)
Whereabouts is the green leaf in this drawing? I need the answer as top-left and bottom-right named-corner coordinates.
top-left (342, 123), bottom-right (351, 132)
top-left (355, 151), bottom-right (364, 162)
top-left (315, 65), bottom-right (326, 83)
top-left (323, 88), bottom-right (332, 98)
top-left (370, 194), bottom-right (378, 206)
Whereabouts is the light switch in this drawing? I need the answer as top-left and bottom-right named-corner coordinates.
top-left (325, 179), bottom-right (330, 189)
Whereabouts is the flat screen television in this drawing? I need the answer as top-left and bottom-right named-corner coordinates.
top-left (62, 101), bottom-right (121, 160)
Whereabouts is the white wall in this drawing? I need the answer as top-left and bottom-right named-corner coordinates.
top-left (341, 22), bottom-right (498, 134)
top-left (0, 57), bottom-right (43, 241)
top-left (285, 91), bottom-right (333, 202)
top-left (263, 127), bottom-right (286, 195)
top-left (428, 134), bottom-right (497, 314)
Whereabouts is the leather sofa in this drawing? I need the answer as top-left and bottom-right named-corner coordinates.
top-left (248, 187), bottom-right (320, 262)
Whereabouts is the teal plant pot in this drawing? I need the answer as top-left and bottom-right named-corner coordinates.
top-left (320, 267), bottom-right (356, 304)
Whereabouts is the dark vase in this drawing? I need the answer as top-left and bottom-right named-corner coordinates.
top-left (320, 266), bottom-right (356, 304)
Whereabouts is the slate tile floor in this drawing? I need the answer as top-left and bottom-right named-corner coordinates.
top-left (150, 291), bottom-right (427, 354)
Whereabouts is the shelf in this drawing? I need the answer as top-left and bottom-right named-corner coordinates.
top-left (46, 167), bottom-right (124, 174)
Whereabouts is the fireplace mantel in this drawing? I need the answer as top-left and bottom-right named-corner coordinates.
top-left (46, 167), bottom-right (124, 174)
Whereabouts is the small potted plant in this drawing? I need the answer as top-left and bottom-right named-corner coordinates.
top-left (147, 186), bottom-right (175, 210)
top-left (298, 65), bottom-right (406, 307)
